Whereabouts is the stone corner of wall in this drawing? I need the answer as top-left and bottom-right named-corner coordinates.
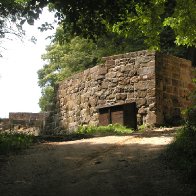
top-left (156, 52), bottom-right (192, 67)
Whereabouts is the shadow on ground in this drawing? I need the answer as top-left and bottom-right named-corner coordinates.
top-left (34, 129), bottom-right (177, 143)
top-left (0, 132), bottom-right (194, 196)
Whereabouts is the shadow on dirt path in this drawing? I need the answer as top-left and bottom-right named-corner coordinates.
top-left (0, 130), bottom-right (194, 196)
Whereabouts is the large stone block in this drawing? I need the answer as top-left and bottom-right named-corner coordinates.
top-left (135, 81), bottom-right (148, 90)
top-left (137, 90), bottom-right (147, 98)
top-left (116, 93), bottom-right (127, 100)
top-left (106, 72), bottom-right (117, 79)
top-left (136, 98), bottom-right (146, 107)
top-left (138, 66), bottom-right (155, 76)
top-left (146, 111), bottom-right (157, 125)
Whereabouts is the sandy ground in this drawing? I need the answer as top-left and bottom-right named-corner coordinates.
top-left (0, 128), bottom-right (194, 196)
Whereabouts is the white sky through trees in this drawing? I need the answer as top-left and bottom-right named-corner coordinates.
top-left (0, 9), bottom-right (56, 118)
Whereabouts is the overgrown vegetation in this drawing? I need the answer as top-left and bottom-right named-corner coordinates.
top-left (165, 79), bottom-right (196, 186)
top-left (75, 124), bottom-right (134, 136)
top-left (165, 124), bottom-right (196, 184)
top-left (137, 124), bottom-right (152, 132)
top-left (0, 132), bottom-right (34, 154)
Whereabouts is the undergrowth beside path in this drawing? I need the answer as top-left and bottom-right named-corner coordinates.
top-left (0, 124), bottom-right (133, 153)
top-left (0, 133), bottom-right (33, 154)
top-left (75, 124), bottom-right (134, 136)
top-left (164, 124), bottom-right (196, 190)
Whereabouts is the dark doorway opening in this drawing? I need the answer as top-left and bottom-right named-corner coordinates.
top-left (98, 103), bottom-right (137, 129)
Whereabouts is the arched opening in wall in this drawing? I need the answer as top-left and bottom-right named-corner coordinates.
top-left (98, 103), bottom-right (137, 129)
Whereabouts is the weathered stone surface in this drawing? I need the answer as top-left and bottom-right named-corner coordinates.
top-left (147, 88), bottom-right (156, 97)
top-left (146, 111), bottom-right (157, 124)
top-left (155, 53), bottom-right (195, 125)
top-left (137, 90), bottom-right (147, 98)
top-left (136, 98), bottom-right (146, 107)
top-left (98, 67), bottom-right (107, 75)
top-left (138, 107), bottom-right (146, 114)
top-left (46, 50), bottom-right (194, 132)
top-left (116, 93), bottom-right (127, 100)
top-left (0, 113), bottom-right (49, 134)
top-left (135, 81), bottom-right (148, 90)
top-left (138, 66), bottom-right (155, 76)
top-left (149, 103), bottom-right (155, 111)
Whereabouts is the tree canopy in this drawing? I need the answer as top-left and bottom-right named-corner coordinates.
top-left (1, 0), bottom-right (195, 52)
top-left (0, 0), bottom-right (38, 38)
top-left (25, 0), bottom-right (196, 50)
top-left (0, 0), bottom-right (41, 55)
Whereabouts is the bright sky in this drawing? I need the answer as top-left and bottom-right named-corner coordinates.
top-left (0, 9), bottom-right (56, 118)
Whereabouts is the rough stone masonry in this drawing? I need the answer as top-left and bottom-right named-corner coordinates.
top-left (47, 50), bottom-right (195, 132)
top-left (0, 113), bottom-right (48, 135)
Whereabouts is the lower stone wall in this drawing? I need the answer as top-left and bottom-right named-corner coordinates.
top-left (0, 118), bottom-right (10, 131)
top-left (0, 113), bottom-right (49, 135)
top-left (9, 112), bottom-right (47, 121)
top-left (156, 54), bottom-right (195, 125)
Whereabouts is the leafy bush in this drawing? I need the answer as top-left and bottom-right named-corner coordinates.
top-left (0, 133), bottom-right (34, 154)
top-left (137, 124), bottom-right (154, 132)
top-left (165, 102), bottom-right (196, 186)
top-left (75, 124), bottom-right (133, 136)
top-left (165, 124), bottom-right (196, 183)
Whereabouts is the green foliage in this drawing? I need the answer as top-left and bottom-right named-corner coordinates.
top-left (38, 26), bottom-right (146, 111)
top-left (38, 35), bottom-right (96, 89)
top-left (0, 0), bottom-right (42, 56)
top-left (111, 0), bottom-right (166, 50)
top-left (95, 33), bottom-right (146, 58)
top-left (37, 35), bottom-right (100, 111)
top-left (75, 124), bottom-right (133, 136)
top-left (138, 124), bottom-right (155, 132)
top-left (39, 86), bottom-right (55, 111)
top-left (26, 0), bottom-right (196, 49)
top-left (1, 0), bottom-right (195, 52)
top-left (165, 125), bottom-right (196, 184)
top-left (0, 0), bottom-right (38, 37)
top-left (163, 0), bottom-right (196, 47)
top-left (0, 132), bottom-right (34, 154)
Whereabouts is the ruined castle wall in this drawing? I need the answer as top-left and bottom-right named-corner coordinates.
top-left (0, 118), bottom-right (10, 131)
top-left (9, 112), bottom-right (48, 129)
top-left (52, 50), bottom-right (157, 131)
top-left (0, 113), bottom-right (48, 135)
top-left (9, 112), bottom-right (47, 121)
top-left (155, 54), bottom-right (195, 124)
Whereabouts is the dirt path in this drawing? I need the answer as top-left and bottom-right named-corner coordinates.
top-left (0, 128), bottom-right (193, 196)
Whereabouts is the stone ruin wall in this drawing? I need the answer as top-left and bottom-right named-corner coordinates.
top-left (0, 112), bottom-right (48, 134)
top-left (0, 118), bottom-right (10, 131)
top-left (9, 112), bottom-right (47, 122)
top-left (9, 112), bottom-right (48, 129)
top-left (155, 54), bottom-right (195, 124)
top-left (51, 50), bottom-right (157, 131)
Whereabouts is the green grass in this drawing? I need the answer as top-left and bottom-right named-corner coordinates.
top-left (0, 132), bottom-right (34, 154)
top-left (75, 124), bottom-right (133, 136)
top-left (164, 124), bottom-right (196, 184)
top-left (138, 124), bottom-right (151, 132)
